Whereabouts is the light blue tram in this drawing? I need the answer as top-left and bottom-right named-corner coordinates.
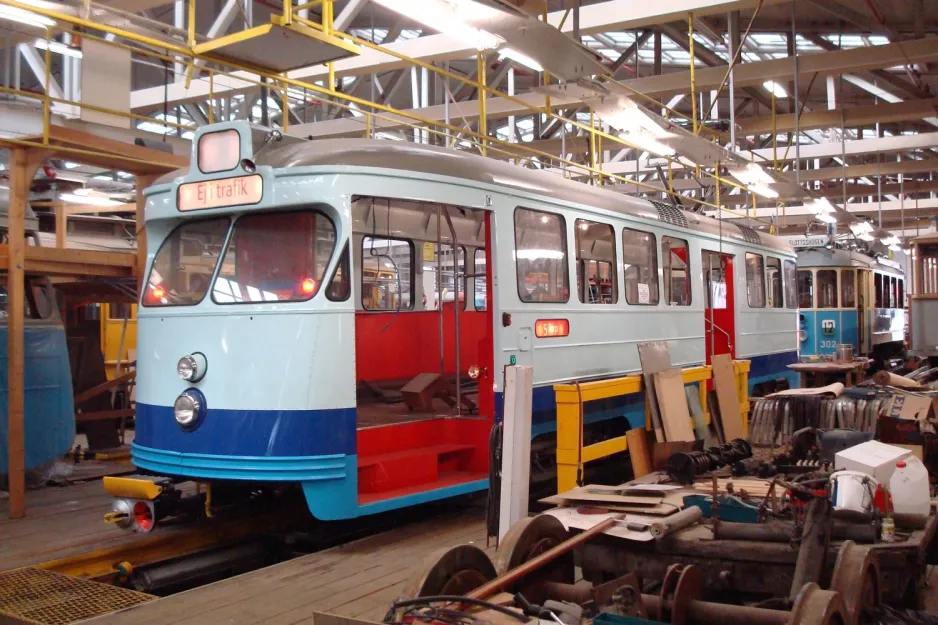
top-left (126, 121), bottom-right (798, 522)
top-left (797, 247), bottom-right (906, 365)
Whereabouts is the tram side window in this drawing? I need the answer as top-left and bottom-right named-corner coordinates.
top-left (766, 257), bottom-right (783, 308)
top-left (817, 270), bottom-right (838, 309)
top-left (474, 249), bottom-right (487, 311)
top-left (898, 278), bottom-right (905, 309)
top-left (422, 244), bottom-right (466, 310)
top-left (326, 244), bottom-right (351, 302)
top-left (575, 219), bottom-right (617, 304)
top-left (213, 212), bottom-right (337, 304)
top-left (361, 236), bottom-right (414, 311)
top-left (745, 253), bottom-right (766, 308)
top-left (143, 217), bottom-right (229, 307)
top-left (890, 276), bottom-right (898, 309)
top-left (841, 269), bottom-right (856, 308)
top-left (515, 208), bottom-right (569, 303)
top-left (798, 270), bottom-right (813, 308)
top-left (662, 236), bottom-right (691, 306)
top-left (875, 273), bottom-right (884, 308)
top-left (784, 260), bottom-right (797, 309)
top-left (622, 228), bottom-right (659, 305)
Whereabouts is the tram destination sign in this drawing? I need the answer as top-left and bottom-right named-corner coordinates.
top-left (178, 174), bottom-right (263, 211)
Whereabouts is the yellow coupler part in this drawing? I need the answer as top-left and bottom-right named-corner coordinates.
top-left (103, 475), bottom-right (165, 500)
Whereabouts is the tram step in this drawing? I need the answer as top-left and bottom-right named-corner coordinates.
top-left (358, 444), bottom-right (475, 494)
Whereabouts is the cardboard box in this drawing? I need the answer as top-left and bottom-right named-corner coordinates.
top-left (835, 440), bottom-right (912, 485)
top-left (884, 394), bottom-right (934, 421)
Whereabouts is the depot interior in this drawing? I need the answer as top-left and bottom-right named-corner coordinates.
top-left (3, 1), bottom-right (938, 624)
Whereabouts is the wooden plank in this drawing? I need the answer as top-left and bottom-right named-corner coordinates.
top-left (76, 409), bottom-right (136, 423)
top-left (0, 245), bottom-right (136, 278)
top-left (638, 342), bottom-right (670, 443)
top-left (654, 369), bottom-right (695, 443)
top-left (7, 147), bottom-right (27, 520)
top-left (54, 201), bottom-right (66, 248)
top-left (712, 353), bottom-right (745, 441)
top-left (625, 427), bottom-right (653, 478)
top-left (74, 371), bottom-right (136, 405)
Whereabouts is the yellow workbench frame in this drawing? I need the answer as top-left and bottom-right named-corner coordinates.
top-left (553, 360), bottom-right (751, 492)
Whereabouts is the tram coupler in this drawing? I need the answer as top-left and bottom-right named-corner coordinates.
top-left (103, 475), bottom-right (204, 532)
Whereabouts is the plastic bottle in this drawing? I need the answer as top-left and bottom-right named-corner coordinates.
top-left (889, 457), bottom-right (931, 517)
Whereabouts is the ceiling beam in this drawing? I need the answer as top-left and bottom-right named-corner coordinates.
top-left (802, 0), bottom-right (899, 40)
top-left (711, 197), bottom-right (938, 220)
top-left (738, 98), bottom-right (938, 134)
top-left (786, 158), bottom-right (938, 183)
top-left (130, 0), bottom-right (787, 111)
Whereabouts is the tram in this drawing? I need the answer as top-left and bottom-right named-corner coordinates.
top-left (126, 121), bottom-right (798, 521)
top-left (796, 247), bottom-right (906, 366)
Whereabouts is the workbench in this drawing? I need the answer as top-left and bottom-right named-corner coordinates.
top-left (574, 508), bottom-right (938, 608)
top-left (788, 359), bottom-right (872, 389)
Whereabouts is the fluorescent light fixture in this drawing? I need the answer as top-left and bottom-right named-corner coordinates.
top-left (59, 192), bottom-right (124, 207)
top-left (815, 212), bottom-right (837, 224)
top-left (0, 5), bottom-right (54, 28)
top-left (849, 220), bottom-right (874, 236)
top-left (763, 80), bottom-right (787, 98)
top-left (372, 0), bottom-right (502, 50)
top-left (517, 248), bottom-right (565, 260)
top-left (881, 235), bottom-right (900, 246)
top-left (730, 163), bottom-right (774, 186)
top-left (810, 198), bottom-right (835, 214)
top-left (63, 161), bottom-right (80, 169)
top-left (34, 39), bottom-right (81, 58)
top-left (618, 131), bottom-right (675, 156)
top-left (889, 244), bottom-right (901, 252)
top-left (747, 183), bottom-right (778, 198)
top-left (858, 233), bottom-right (875, 242)
top-left (498, 47), bottom-right (543, 72)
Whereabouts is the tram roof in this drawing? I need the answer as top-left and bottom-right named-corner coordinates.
top-left (157, 137), bottom-right (793, 254)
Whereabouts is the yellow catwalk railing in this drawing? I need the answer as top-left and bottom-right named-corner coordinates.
top-left (553, 360), bottom-right (751, 492)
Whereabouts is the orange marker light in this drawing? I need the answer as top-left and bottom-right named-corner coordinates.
top-left (300, 278), bottom-right (317, 294)
top-left (535, 319), bottom-right (569, 338)
top-left (152, 285), bottom-right (165, 299)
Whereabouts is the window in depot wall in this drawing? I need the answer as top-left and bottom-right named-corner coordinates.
top-left (422, 243), bottom-right (466, 311)
top-left (213, 211), bottom-right (336, 305)
top-left (798, 269), bottom-right (814, 308)
top-left (144, 217), bottom-right (230, 307)
top-left (662, 236), bottom-right (691, 306)
top-left (362, 236), bottom-right (414, 311)
top-left (766, 257), bottom-right (783, 309)
top-left (474, 248), bottom-right (487, 311)
top-left (817, 269), bottom-right (838, 309)
top-left (575, 219), bottom-right (617, 304)
top-left (784, 260), bottom-right (797, 309)
top-left (841, 269), bottom-right (856, 308)
top-left (515, 207), bottom-right (569, 303)
top-left (622, 228), bottom-right (659, 305)
top-left (745, 253), bottom-right (766, 308)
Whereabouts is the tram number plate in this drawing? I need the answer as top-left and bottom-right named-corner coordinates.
top-left (178, 174), bottom-right (263, 211)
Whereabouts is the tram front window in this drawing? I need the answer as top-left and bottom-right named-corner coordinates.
top-left (143, 217), bottom-right (230, 307)
top-left (213, 211), bottom-right (337, 304)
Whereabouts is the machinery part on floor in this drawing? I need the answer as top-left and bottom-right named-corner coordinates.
top-left (788, 583), bottom-right (849, 625)
top-left (713, 520), bottom-right (877, 543)
top-left (666, 439), bottom-right (753, 484)
top-left (405, 544), bottom-right (498, 599)
top-left (830, 541), bottom-right (881, 625)
top-left (468, 514), bottom-right (622, 600)
top-left (790, 498), bottom-right (833, 601)
top-left (131, 541), bottom-right (269, 595)
top-left (749, 397), bottom-right (882, 447)
top-left (493, 514), bottom-right (575, 602)
top-left (656, 563), bottom-right (701, 625)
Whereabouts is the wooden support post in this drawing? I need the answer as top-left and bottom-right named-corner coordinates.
top-left (54, 201), bottom-right (66, 248)
top-left (135, 174), bottom-right (157, 292)
top-left (7, 147), bottom-right (47, 519)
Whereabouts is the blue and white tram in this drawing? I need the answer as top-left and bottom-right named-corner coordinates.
top-left (796, 248), bottom-right (906, 364)
top-left (128, 121), bottom-right (798, 521)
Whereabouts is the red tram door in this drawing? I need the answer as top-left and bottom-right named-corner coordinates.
top-left (702, 251), bottom-right (736, 364)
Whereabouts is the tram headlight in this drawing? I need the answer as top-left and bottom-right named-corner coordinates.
top-left (174, 389), bottom-right (206, 430)
top-left (177, 352), bottom-right (207, 382)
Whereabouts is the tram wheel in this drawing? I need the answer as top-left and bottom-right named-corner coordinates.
top-left (829, 540), bottom-right (881, 625)
top-left (493, 515), bottom-right (575, 602)
top-left (403, 544), bottom-right (496, 599)
top-left (789, 583), bottom-right (849, 625)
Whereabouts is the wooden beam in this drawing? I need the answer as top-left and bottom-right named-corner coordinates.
top-left (54, 202), bottom-right (66, 248)
top-left (7, 147), bottom-right (48, 519)
top-left (0, 245), bottom-right (136, 278)
top-left (738, 98), bottom-right (938, 135)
